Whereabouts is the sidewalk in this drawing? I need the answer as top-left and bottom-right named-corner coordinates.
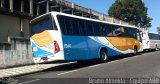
top-left (0, 62), bottom-right (73, 78)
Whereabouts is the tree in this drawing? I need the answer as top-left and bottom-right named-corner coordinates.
top-left (157, 27), bottom-right (160, 34)
top-left (108, 0), bottom-right (152, 28)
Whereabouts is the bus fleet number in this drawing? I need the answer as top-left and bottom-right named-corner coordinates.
top-left (64, 44), bottom-right (72, 48)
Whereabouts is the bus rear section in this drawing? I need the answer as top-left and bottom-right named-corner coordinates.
top-left (142, 30), bottom-right (160, 51)
top-left (30, 13), bottom-right (64, 63)
top-left (148, 33), bottom-right (160, 50)
top-left (141, 30), bottom-right (150, 50)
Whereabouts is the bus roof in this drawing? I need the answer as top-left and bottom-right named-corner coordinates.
top-left (149, 32), bottom-right (160, 35)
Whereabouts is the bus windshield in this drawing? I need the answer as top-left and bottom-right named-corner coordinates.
top-left (31, 17), bottom-right (53, 35)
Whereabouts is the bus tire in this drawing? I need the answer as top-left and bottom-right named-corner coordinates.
top-left (155, 44), bottom-right (158, 51)
top-left (100, 49), bottom-right (108, 63)
top-left (133, 46), bottom-right (138, 56)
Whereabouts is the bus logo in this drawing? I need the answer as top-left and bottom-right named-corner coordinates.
top-left (32, 30), bottom-right (53, 47)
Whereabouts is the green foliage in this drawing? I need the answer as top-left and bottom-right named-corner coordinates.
top-left (108, 0), bottom-right (152, 28)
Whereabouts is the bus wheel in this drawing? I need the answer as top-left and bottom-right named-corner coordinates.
top-left (133, 47), bottom-right (138, 56)
top-left (155, 45), bottom-right (158, 51)
top-left (100, 49), bottom-right (108, 63)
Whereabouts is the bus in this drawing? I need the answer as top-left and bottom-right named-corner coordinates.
top-left (30, 12), bottom-right (143, 63)
top-left (141, 30), bottom-right (160, 51)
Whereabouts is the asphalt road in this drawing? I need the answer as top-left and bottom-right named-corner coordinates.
top-left (14, 51), bottom-right (160, 84)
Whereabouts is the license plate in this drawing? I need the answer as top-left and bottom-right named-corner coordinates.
top-left (41, 57), bottom-right (48, 61)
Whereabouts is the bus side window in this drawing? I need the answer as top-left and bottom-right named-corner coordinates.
top-left (112, 25), bottom-right (122, 37)
top-left (99, 24), bottom-right (105, 36)
top-left (129, 28), bottom-right (137, 39)
top-left (100, 23), bottom-right (109, 36)
top-left (58, 16), bottom-right (67, 35)
top-left (65, 17), bottom-right (73, 35)
top-left (94, 23), bottom-right (113, 37)
top-left (123, 27), bottom-right (130, 37)
top-left (85, 20), bottom-right (94, 36)
top-left (112, 25), bottom-right (117, 36)
top-left (105, 24), bottom-right (112, 36)
top-left (78, 19), bottom-right (86, 36)
top-left (120, 27), bottom-right (125, 37)
top-left (148, 33), bottom-right (152, 39)
top-left (93, 22), bottom-right (100, 36)
top-left (72, 18), bottom-right (79, 35)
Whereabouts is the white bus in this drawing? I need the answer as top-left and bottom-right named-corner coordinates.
top-left (142, 30), bottom-right (160, 51)
top-left (30, 12), bottom-right (143, 63)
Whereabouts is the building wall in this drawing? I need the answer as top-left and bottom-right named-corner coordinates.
top-left (0, 14), bottom-right (20, 42)
top-left (0, 14), bottom-right (31, 42)
top-left (23, 19), bottom-right (31, 38)
top-left (0, 14), bottom-right (33, 68)
top-left (0, 38), bottom-right (33, 69)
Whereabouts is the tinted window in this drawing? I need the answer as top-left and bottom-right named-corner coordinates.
top-left (65, 17), bottom-right (73, 35)
top-left (129, 28), bottom-right (137, 39)
top-left (122, 27), bottom-right (130, 37)
top-left (104, 24), bottom-right (113, 36)
top-left (78, 19), bottom-right (86, 35)
top-left (97, 23), bottom-right (112, 36)
top-left (85, 20), bottom-right (94, 36)
top-left (58, 15), bottom-right (142, 38)
top-left (92, 23), bottom-right (113, 36)
top-left (93, 22), bottom-right (100, 36)
top-left (129, 28), bottom-right (142, 42)
top-left (112, 25), bottom-right (123, 36)
top-left (148, 33), bottom-right (160, 40)
top-left (71, 18), bottom-right (79, 35)
top-left (99, 24), bottom-right (106, 36)
top-left (31, 18), bottom-right (53, 35)
top-left (58, 16), bottom-right (68, 35)
top-left (58, 15), bottom-right (87, 36)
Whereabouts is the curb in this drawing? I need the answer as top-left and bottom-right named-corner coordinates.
top-left (0, 62), bottom-right (75, 78)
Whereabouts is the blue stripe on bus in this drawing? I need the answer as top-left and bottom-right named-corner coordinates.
top-left (32, 42), bottom-right (54, 58)
top-left (62, 36), bottom-right (123, 60)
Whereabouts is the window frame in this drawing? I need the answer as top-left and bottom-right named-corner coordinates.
top-left (57, 15), bottom-right (142, 39)
top-left (30, 14), bottom-right (57, 36)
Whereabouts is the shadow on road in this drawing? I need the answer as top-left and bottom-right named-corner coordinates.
top-left (42, 60), bottom-right (98, 72)
top-left (41, 50), bottom-right (159, 72)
